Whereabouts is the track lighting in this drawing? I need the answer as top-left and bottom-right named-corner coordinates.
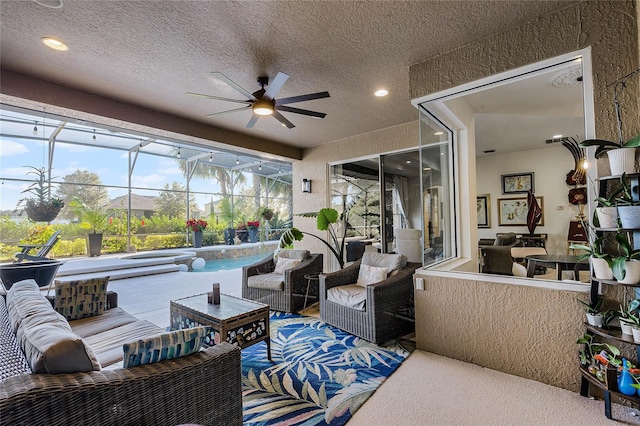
top-left (33, 121), bottom-right (38, 136)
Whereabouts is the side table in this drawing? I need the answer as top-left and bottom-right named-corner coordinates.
top-left (303, 274), bottom-right (320, 311)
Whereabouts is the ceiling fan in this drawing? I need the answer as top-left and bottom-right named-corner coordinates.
top-left (187, 72), bottom-right (330, 129)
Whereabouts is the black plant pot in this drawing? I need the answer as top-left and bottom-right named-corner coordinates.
top-left (223, 228), bottom-right (235, 245)
top-left (87, 233), bottom-right (103, 257)
top-left (0, 260), bottom-right (63, 290)
top-left (25, 203), bottom-right (62, 222)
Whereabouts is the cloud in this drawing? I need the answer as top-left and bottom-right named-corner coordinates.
top-left (0, 139), bottom-right (29, 156)
top-left (131, 174), bottom-right (166, 188)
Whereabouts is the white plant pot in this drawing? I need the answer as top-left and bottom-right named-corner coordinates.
top-left (632, 326), bottom-right (640, 343)
top-left (621, 321), bottom-right (635, 335)
top-left (591, 257), bottom-right (614, 280)
top-left (596, 206), bottom-right (619, 229)
top-left (586, 313), bottom-right (604, 327)
top-left (607, 148), bottom-right (636, 176)
top-left (618, 206), bottom-right (640, 229)
top-left (619, 260), bottom-right (640, 284)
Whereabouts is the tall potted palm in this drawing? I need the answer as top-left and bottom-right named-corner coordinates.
top-left (70, 200), bottom-right (108, 257)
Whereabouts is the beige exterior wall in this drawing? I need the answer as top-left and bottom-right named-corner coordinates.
top-left (410, 0), bottom-right (639, 391)
top-left (415, 273), bottom-right (587, 391)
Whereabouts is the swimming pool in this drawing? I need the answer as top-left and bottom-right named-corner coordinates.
top-left (191, 253), bottom-right (269, 272)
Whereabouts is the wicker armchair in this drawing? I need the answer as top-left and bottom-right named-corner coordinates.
top-left (320, 253), bottom-right (420, 344)
top-left (242, 250), bottom-right (323, 313)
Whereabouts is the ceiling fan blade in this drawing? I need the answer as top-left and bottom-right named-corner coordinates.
top-left (205, 105), bottom-right (251, 117)
top-left (276, 91), bottom-right (330, 105)
top-left (210, 72), bottom-right (257, 101)
top-left (263, 72), bottom-right (289, 100)
top-left (277, 105), bottom-right (327, 118)
top-left (246, 115), bottom-right (260, 128)
top-left (272, 111), bottom-right (295, 129)
top-left (187, 92), bottom-right (252, 105)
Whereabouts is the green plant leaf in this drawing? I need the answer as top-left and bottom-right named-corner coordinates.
top-left (316, 208), bottom-right (339, 231)
top-left (612, 256), bottom-right (627, 281)
top-left (624, 134), bottom-right (640, 148)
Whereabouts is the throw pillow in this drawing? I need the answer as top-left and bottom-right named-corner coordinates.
top-left (356, 264), bottom-right (388, 287)
top-left (273, 257), bottom-right (301, 274)
top-left (122, 326), bottom-right (209, 368)
top-left (54, 276), bottom-right (109, 321)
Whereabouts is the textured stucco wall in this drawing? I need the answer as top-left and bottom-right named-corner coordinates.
top-left (293, 121), bottom-right (419, 271)
top-left (409, 0), bottom-right (639, 391)
top-left (414, 272), bottom-right (587, 391)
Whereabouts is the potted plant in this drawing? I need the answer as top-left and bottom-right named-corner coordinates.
top-left (595, 188), bottom-right (622, 229)
top-left (16, 166), bottom-right (64, 222)
top-left (70, 199), bottom-right (108, 257)
top-left (577, 333), bottom-right (621, 382)
top-left (279, 207), bottom-right (349, 269)
top-left (246, 220), bottom-right (260, 243)
top-left (611, 231), bottom-right (640, 284)
top-left (571, 234), bottom-right (614, 280)
top-left (257, 206), bottom-right (274, 221)
top-left (615, 299), bottom-right (640, 335)
top-left (186, 218), bottom-right (207, 248)
top-left (614, 174), bottom-right (640, 229)
top-left (578, 297), bottom-right (605, 327)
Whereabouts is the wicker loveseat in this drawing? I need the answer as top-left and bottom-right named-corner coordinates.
top-left (0, 279), bottom-right (242, 426)
top-left (242, 250), bottom-right (323, 313)
top-left (319, 252), bottom-right (421, 344)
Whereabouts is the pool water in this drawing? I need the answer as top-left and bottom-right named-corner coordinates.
top-left (192, 253), bottom-right (269, 272)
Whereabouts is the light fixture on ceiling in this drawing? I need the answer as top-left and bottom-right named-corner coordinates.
top-left (553, 134), bottom-right (563, 139)
top-left (406, 160), bottom-right (411, 164)
top-left (259, 162), bottom-right (262, 171)
top-left (33, 0), bottom-right (64, 8)
top-left (177, 148), bottom-right (181, 159)
top-left (278, 165), bottom-right (282, 174)
top-left (374, 89), bottom-right (389, 97)
top-left (236, 156), bottom-right (239, 165)
top-left (33, 121), bottom-right (38, 136)
top-left (434, 131), bottom-right (444, 136)
top-left (302, 179), bottom-right (312, 193)
top-left (209, 152), bottom-right (213, 162)
top-left (92, 129), bottom-right (97, 141)
top-left (252, 99), bottom-right (275, 116)
top-left (549, 65), bottom-right (583, 88)
top-left (41, 37), bottom-right (68, 51)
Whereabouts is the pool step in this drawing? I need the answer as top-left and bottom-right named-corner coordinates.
top-left (55, 257), bottom-right (182, 281)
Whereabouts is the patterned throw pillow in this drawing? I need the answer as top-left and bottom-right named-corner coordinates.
top-left (273, 257), bottom-right (301, 274)
top-left (54, 277), bottom-right (109, 321)
top-left (122, 326), bottom-right (209, 368)
top-left (356, 264), bottom-right (388, 287)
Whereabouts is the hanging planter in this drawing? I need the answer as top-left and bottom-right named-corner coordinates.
top-left (17, 167), bottom-right (64, 223)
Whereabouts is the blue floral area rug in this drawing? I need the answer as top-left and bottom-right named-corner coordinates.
top-left (241, 312), bottom-right (412, 425)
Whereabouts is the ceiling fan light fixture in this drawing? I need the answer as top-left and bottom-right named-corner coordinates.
top-left (252, 99), bottom-right (274, 116)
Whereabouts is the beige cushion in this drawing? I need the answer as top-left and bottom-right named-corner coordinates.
top-left (84, 320), bottom-right (162, 367)
top-left (356, 264), bottom-right (388, 287)
top-left (247, 273), bottom-right (284, 291)
top-left (361, 252), bottom-right (407, 272)
top-left (396, 228), bottom-right (422, 240)
top-left (70, 307), bottom-right (140, 338)
top-left (19, 322), bottom-right (101, 374)
top-left (274, 257), bottom-right (301, 274)
top-left (327, 284), bottom-right (366, 311)
top-left (6, 279), bottom-right (54, 333)
top-left (278, 249), bottom-right (310, 261)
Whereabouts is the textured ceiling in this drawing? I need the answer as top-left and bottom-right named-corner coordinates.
top-left (0, 0), bottom-right (578, 150)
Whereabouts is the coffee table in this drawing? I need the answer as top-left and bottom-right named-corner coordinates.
top-left (170, 293), bottom-right (271, 359)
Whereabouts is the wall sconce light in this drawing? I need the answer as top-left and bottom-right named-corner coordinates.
top-left (302, 178), bottom-right (312, 193)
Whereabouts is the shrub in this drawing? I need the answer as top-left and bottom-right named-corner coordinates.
top-left (142, 234), bottom-right (186, 250)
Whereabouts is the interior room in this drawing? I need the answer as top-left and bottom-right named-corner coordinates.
top-left (1, 1), bottom-right (639, 425)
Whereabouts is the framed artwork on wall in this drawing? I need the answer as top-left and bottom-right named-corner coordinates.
top-left (498, 196), bottom-right (544, 226)
top-left (477, 194), bottom-right (490, 228)
top-left (501, 172), bottom-right (534, 194)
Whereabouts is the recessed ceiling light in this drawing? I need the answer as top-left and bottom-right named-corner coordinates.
top-left (423, 167), bottom-right (432, 171)
top-left (553, 134), bottom-right (563, 139)
top-left (41, 37), bottom-right (68, 51)
top-left (374, 89), bottom-right (389, 97)
top-left (434, 131), bottom-right (444, 136)
top-left (406, 160), bottom-right (411, 164)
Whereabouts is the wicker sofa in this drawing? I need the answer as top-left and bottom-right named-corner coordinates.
top-left (319, 252), bottom-right (421, 344)
top-left (0, 279), bottom-right (242, 426)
